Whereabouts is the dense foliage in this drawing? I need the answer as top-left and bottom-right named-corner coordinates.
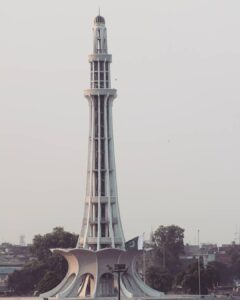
top-left (8, 227), bottom-right (78, 295)
top-left (146, 266), bottom-right (173, 292)
top-left (8, 225), bottom-right (240, 296)
top-left (145, 225), bottom-right (238, 294)
top-left (152, 225), bottom-right (185, 274)
top-left (176, 260), bottom-right (231, 294)
top-left (228, 244), bottom-right (240, 279)
top-left (145, 225), bottom-right (184, 292)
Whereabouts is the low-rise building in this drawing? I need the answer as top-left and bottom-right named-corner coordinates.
top-left (0, 243), bottom-right (35, 294)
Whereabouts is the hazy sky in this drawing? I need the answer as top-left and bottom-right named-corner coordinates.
top-left (1, 0), bottom-right (240, 246)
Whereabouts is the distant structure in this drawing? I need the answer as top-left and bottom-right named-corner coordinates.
top-left (180, 243), bottom-right (233, 269)
top-left (0, 243), bottom-right (34, 294)
top-left (40, 14), bottom-right (163, 299)
top-left (19, 235), bottom-right (26, 247)
top-left (234, 226), bottom-right (240, 244)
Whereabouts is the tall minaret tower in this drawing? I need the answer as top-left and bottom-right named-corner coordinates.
top-left (40, 16), bottom-right (164, 299)
top-left (77, 15), bottom-right (125, 251)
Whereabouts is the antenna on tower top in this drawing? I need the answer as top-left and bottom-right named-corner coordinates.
top-left (98, 7), bottom-right (101, 16)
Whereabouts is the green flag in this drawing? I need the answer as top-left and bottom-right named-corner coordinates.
top-left (125, 235), bottom-right (144, 250)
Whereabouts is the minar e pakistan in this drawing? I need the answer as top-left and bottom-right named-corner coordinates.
top-left (40, 15), bottom-right (163, 299)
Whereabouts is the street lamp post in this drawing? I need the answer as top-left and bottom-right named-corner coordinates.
top-left (113, 264), bottom-right (128, 300)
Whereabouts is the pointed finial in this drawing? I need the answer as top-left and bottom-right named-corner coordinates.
top-left (98, 7), bottom-right (100, 16)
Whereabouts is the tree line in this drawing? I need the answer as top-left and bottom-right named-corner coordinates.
top-left (145, 225), bottom-right (240, 294)
top-left (8, 225), bottom-right (240, 295)
top-left (8, 227), bottom-right (78, 295)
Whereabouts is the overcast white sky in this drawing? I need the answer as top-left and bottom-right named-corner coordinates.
top-left (0, 0), bottom-right (240, 246)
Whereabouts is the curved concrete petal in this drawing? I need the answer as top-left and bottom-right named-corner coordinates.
top-left (40, 248), bottom-right (164, 299)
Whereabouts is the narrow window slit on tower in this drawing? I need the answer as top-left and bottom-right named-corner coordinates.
top-left (94, 203), bottom-right (98, 219)
top-left (100, 97), bottom-right (104, 137)
top-left (105, 62), bottom-right (109, 88)
top-left (94, 61), bottom-right (98, 71)
top-left (107, 104), bottom-right (110, 138)
top-left (95, 225), bottom-right (98, 237)
top-left (95, 172), bottom-right (98, 195)
top-left (100, 140), bottom-right (105, 168)
top-left (94, 97), bottom-right (98, 137)
top-left (94, 140), bottom-right (98, 169)
top-left (101, 171), bottom-right (105, 196)
top-left (101, 203), bottom-right (106, 219)
top-left (101, 224), bottom-right (106, 237)
top-left (97, 39), bottom-right (101, 52)
top-left (106, 72), bottom-right (109, 88)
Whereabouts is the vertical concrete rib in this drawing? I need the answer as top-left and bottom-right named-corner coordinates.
top-left (104, 95), bottom-right (115, 247)
top-left (82, 98), bottom-right (94, 248)
top-left (97, 94), bottom-right (101, 250)
top-left (108, 100), bottom-right (125, 247)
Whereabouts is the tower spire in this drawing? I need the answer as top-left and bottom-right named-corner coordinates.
top-left (77, 15), bottom-right (125, 250)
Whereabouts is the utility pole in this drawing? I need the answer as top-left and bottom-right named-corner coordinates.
top-left (198, 229), bottom-right (201, 299)
top-left (143, 233), bottom-right (146, 297)
top-left (142, 233), bottom-right (146, 285)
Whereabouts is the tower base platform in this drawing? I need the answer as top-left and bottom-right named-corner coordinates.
top-left (39, 295), bottom-right (235, 300)
top-left (39, 248), bottom-right (164, 299)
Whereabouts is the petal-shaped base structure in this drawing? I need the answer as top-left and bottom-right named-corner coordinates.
top-left (40, 248), bottom-right (164, 299)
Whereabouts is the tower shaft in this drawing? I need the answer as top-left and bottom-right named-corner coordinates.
top-left (77, 16), bottom-right (125, 250)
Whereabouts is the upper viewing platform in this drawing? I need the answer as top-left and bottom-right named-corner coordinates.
top-left (93, 14), bottom-right (108, 54)
top-left (88, 15), bottom-right (113, 89)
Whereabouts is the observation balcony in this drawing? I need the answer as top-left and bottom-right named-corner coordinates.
top-left (86, 237), bottom-right (123, 245)
top-left (88, 54), bottom-right (112, 62)
top-left (84, 88), bottom-right (116, 97)
top-left (88, 196), bottom-right (117, 204)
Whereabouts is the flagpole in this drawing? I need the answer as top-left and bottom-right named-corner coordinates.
top-left (143, 232), bottom-right (146, 297)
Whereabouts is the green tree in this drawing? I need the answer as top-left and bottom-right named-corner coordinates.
top-left (31, 227), bottom-right (78, 261)
top-left (176, 260), bottom-right (229, 295)
top-left (146, 266), bottom-right (173, 293)
top-left (8, 260), bottom-right (47, 295)
top-left (176, 261), bottom-right (208, 294)
top-left (8, 227), bottom-right (78, 296)
top-left (152, 225), bottom-right (185, 274)
top-left (206, 261), bottom-right (230, 286)
top-left (145, 225), bottom-right (184, 293)
top-left (227, 244), bottom-right (240, 280)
